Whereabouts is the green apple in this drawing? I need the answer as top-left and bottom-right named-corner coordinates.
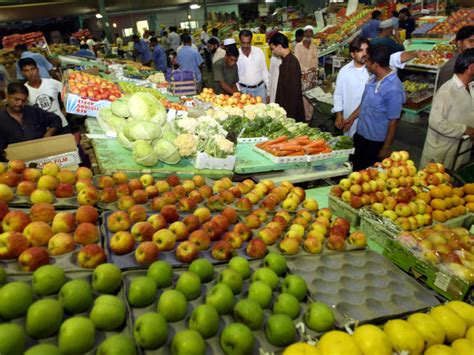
top-left (176, 271), bottom-right (201, 300)
top-left (229, 256), bottom-right (250, 279)
top-left (90, 295), bottom-right (126, 330)
top-left (59, 279), bottom-right (93, 314)
top-left (97, 334), bottom-right (137, 355)
top-left (218, 268), bottom-right (243, 295)
top-left (128, 276), bottom-right (157, 307)
top-left (171, 329), bottom-right (206, 355)
top-left (32, 264), bottom-right (65, 296)
top-left (273, 293), bottom-right (300, 319)
top-left (58, 316), bottom-right (96, 354)
top-left (157, 289), bottom-right (187, 322)
top-left (0, 281), bottom-right (33, 319)
top-left (134, 312), bottom-right (168, 349)
top-left (189, 304), bottom-right (220, 339)
top-left (26, 299), bottom-right (64, 338)
top-left (92, 263), bottom-right (122, 294)
top-left (189, 259), bottom-right (214, 283)
top-left (252, 267), bottom-right (279, 290)
top-left (304, 302), bottom-right (335, 332)
top-left (282, 274), bottom-right (307, 301)
top-left (25, 344), bottom-right (60, 355)
top-left (248, 281), bottom-right (273, 309)
top-left (147, 260), bottom-right (173, 288)
top-left (205, 283), bottom-right (234, 315)
top-left (220, 323), bottom-right (255, 355)
top-left (233, 298), bottom-right (264, 330)
top-left (0, 266), bottom-right (6, 284)
top-left (263, 253), bottom-right (287, 276)
top-left (265, 314), bottom-right (296, 347)
top-left (0, 324), bottom-right (25, 355)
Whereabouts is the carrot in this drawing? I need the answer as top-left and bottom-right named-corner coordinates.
top-left (287, 151), bottom-right (305, 156)
top-left (259, 136), bottom-right (288, 148)
top-left (321, 148), bottom-right (333, 153)
top-left (275, 144), bottom-right (305, 151)
top-left (303, 141), bottom-right (326, 149)
top-left (272, 150), bottom-right (294, 156)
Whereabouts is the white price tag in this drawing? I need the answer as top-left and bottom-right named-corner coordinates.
top-left (333, 57), bottom-right (343, 68)
top-left (167, 109), bottom-right (177, 122)
top-left (434, 272), bottom-right (451, 292)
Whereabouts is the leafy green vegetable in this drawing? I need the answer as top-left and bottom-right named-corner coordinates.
top-left (128, 92), bottom-right (167, 124)
top-left (132, 140), bottom-right (158, 166)
top-left (153, 138), bottom-right (181, 164)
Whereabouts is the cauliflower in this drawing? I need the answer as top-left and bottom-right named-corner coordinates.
top-left (174, 134), bottom-right (198, 157)
top-left (174, 117), bottom-right (199, 134)
top-left (213, 134), bottom-right (234, 155)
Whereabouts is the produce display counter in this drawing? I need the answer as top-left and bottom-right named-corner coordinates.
top-left (85, 119), bottom-right (233, 179)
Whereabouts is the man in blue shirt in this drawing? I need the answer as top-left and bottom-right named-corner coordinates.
top-left (73, 44), bottom-right (96, 59)
top-left (371, 20), bottom-right (405, 54)
top-left (15, 44), bottom-right (55, 80)
top-left (149, 37), bottom-right (167, 73)
top-left (398, 8), bottom-right (416, 39)
top-left (132, 35), bottom-right (152, 66)
top-left (177, 35), bottom-right (204, 83)
top-left (344, 45), bottom-right (406, 170)
top-left (361, 10), bottom-right (382, 39)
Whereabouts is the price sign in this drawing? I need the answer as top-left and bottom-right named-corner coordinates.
top-left (346, 0), bottom-right (358, 16)
top-left (314, 11), bottom-right (325, 29)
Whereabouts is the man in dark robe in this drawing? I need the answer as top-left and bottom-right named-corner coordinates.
top-left (270, 33), bottom-right (305, 122)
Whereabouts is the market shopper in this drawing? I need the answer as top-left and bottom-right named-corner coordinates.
top-left (201, 24), bottom-right (210, 45)
top-left (370, 20), bottom-right (405, 54)
top-left (270, 33), bottom-right (305, 122)
top-left (115, 33), bottom-right (124, 58)
top-left (398, 8), bottom-right (416, 39)
top-left (132, 35), bottom-right (152, 66)
top-left (19, 58), bottom-right (69, 131)
top-left (294, 25), bottom-right (318, 121)
top-left (160, 31), bottom-right (170, 51)
top-left (210, 45), bottom-right (240, 95)
top-left (150, 37), bottom-right (167, 73)
top-left (177, 35), bottom-right (204, 84)
top-left (208, 38), bottom-right (226, 64)
top-left (73, 44), bottom-right (96, 59)
top-left (361, 10), bottom-right (382, 39)
top-left (269, 54), bottom-right (282, 103)
top-left (211, 28), bottom-right (219, 42)
top-left (420, 49), bottom-right (474, 170)
top-left (346, 45), bottom-right (406, 170)
top-left (168, 27), bottom-right (181, 51)
top-left (0, 82), bottom-right (62, 161)
top-left (237, 30), bottom-right (270, 103)
top-left (292, 29), bottom-right (304, 49)
top-left (437, 25), bottom-right (474, 90)
top-left (15, 44), bottom-right (56, 80)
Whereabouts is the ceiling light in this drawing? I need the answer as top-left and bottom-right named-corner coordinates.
top-left (95, 13), bottom-right (103, 19)
top-left (190, 4), bottom-right (201, 9)
top-left (188, 14), bottom-right (192, 20)
top-left (112, 23), bottom-right (117, 28)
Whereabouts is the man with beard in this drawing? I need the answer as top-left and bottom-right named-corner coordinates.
top-left (0, 82), bottom-right (62, 160)
top-left (294, 25), bottom-right (318, 120)
top-left (207, 38), bottom-right (226, 64)
top-left (270, 33), bottom-right (305, 122)
top-left (335, 36), bottom-right (429, 137)
top-left (346, 45), bottom-right (406, 170)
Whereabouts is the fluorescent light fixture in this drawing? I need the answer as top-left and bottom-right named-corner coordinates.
top-left (95, 13), bottom-right (103, 19)
top-left (112, 23), bottom-right (117, 28)
top-left (190, 4), bottom-right (201, 9)
top-left (265, 0), bottom-right (276, 2)
top-left (188, 14), bottom-right (192, 20)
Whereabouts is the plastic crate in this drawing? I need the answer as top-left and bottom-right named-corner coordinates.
top-left (328, 194), bottom-right (361, 227)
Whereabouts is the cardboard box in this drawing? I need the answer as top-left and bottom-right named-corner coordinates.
top-left (5, 134), bottom-right (80, 168)
top-left (64, 91), bottom-right (111, 117)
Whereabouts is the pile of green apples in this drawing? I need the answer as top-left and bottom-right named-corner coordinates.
top-left (0, 263), bottom-right (135, 355)
top-left (126, 253), bottom-right (336, 354)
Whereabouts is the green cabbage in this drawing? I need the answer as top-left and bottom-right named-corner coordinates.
top-left (153, 138), bottom-right (181, 165)
top-left (132, 140), bottom-right (158, 166)
top-left (117, 131), bottom-right (133, 150)
top-left (99, 108), bottom-right (126, 130)
top-left (128, 92), bottom-right (167, 124)
top-left (111, 97), bottom-right (130, 118)
top-left (122, 120), bottom-right (162, 141)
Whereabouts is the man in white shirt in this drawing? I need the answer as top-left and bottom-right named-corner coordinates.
top-left (208, 38), bottom-right (226, 64)
top-left (200, 24), bottom-right (210, 45)
top-left (19, 58), bottom-right (69, 131)
top-left (237, 30), bottom-right (269, 103)
top-left (420, 49), bottom-right (474, 170)
top-left (334, 36), bottom-right (430, 136)
top-left (168, 26), bottom-right (181, 51)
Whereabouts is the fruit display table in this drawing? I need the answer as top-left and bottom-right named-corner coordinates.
top-left (85, 119), bottom-right (233, 179)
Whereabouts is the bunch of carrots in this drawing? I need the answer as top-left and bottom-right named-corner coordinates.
top-left (256, 136), bottom-right (332, 156)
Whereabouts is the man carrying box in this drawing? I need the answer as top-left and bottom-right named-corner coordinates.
top-left (0, 82), bottom-right (62, 161)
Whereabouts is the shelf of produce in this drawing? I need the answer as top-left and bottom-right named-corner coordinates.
top-left (85, 119), bottom-right (233, 179)
top-left (234, 143), bottom-right (351, 177)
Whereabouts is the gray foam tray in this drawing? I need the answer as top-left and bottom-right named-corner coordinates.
top-left (286, 250), bottom-right (440, 326)
top-left (101, 211), bottom-right (254, 269)
top-left (4, 270), bottom-right (137, 354)
top-left (123, 262), bottom-right (324, 355)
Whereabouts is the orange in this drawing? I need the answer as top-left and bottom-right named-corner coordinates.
top-left (453, 187), bottom-right (465, 197)
top-left (444, 209), bottom-right (453, 220)
top-left (456, 206), bottom-right (466, 215)
top-left (430, 198), bottom-right (446, 211)
top-left (465, 195), bottom-right (474, 204)
top-left (450, 207), bottom-right (459, 218)
top-left (466, 203), bottom-right (474, 212)
top-left (444, 197), bottom-right (454, 209)
top-left (439, 184), bottom-right (453, 197)
top-left (430, 186), bottom-right (445, 199)
top-left (464, 183), bottom-right (474, 195)
top-left (432, 210), bottom-right (446, 223)
top-left (417, 192), bottom-right (431, 204)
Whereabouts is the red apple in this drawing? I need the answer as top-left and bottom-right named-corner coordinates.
top-left (161, 205), bottom-right (179, 223)
top-left (57, 169), bottom-right (76, 184)
top-left (193, 207), bottom-right (212, 224)
top-left (76, 205), bottom-right (99, 225)
top-left (76, 167), bottom-right (93, 180)
top-left (77, 244), bottom-right (107, 268)
top-left (128, 205), bottom-right (148, 223)
top-left (18, 246), bottom-right (49, 271)
top-left (0, 231), bottom-right (29, 259)
top-left (145, 185), bottom-right (159, 198)
top-left (172, 185), bottom-right (186, 199)
top-left (77, 186), bottom-right (100, 206)
top-left (147, 214), bottom-right (167, 231)
top-left (235, 197), bottom-right (253, 211)
top-left (113, 172), bottom-right (129, 184)
top-left (132, 189), bottom-right (148, 204)
top-left (117, 195), bottom-right (135, 211)
top-left (327, 235), bottom-right (346, 251)
top-left (74, 222), bottom-right (99, 245)
top-left (244, 214), bottom-right (261, 229)
top-left (23, 221), bottom-right (54, 247)
top-left (169, 221), bottom-right (189, 241)
top-left (130, 221), bottom-right (155, 242)
top-left (152, 229), bottom-right (176, 251)
top-left (177, 197), bottom-right (197, 212)
top-left (48, 233), bottom-right (75, 256)
top-left (223, 232), bottom-right (244, 249)
top-left (212, 214), bottom-right (230, 231)
top-left (246, 238), bottom-right (267, 258)
top-left (202, 221), bottom-right (224, 241)
top-left (189, 190), bottom-right (204, 204)
top-left (100, 187), bottom-right (118, 203)
top-left (161, 191), bottom-right (177, 205)
top-left (0, 201), bottom-right (9, 221)
top-left (107, 211), bottom-right (132, 232)
top-left (222, 207), bottom-right (238, 224)
top-left (279, 237), bottom-right (300, 254)
top-left (2, 210), bottom-right (31, 232)
top-left (207, 195), bottom-right (224, 211)
top-left (23, 168), bottom-right (42, 183)
top-left (97, 175), bottom-right (115, 189)
top-left (167, 175), bottom-right (180, 187)
top-left (135, 241), bottom-right (160, 265)
top-left (211, 240), bottom-right (233, 261)
top-left (55, 183), bottom-right (74, 198)
top-left (0, 171), bottom-right (20, 187)
top-left (303, 236), bottom-right (323, 254)
top-left (219, 190), bottom-right (235, 204)
top-left (7, 160), bottom-right (26, 174)
top-left (16, 181), bottom-right (36, 197)
top-left (232, 223), bottom-right (252, 241)
top-left (189, 229), bottom-right (211, 251)
top-left (198, 185), bottom-right (213, 198)
top-left (150, 197), bottom-right (167, 212)
top-left (176, 241), bottom-right (199, 263)
top-left (128, 178), bottom-right (144, 192)
top-left (116, 183), bottom-right (131, 197)
top-left (109, 231), bottom-right (135, 255)
top-left (182, 215), bottom-right (200, 232)
top-left (29, 203), bottom-right (55, 223)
